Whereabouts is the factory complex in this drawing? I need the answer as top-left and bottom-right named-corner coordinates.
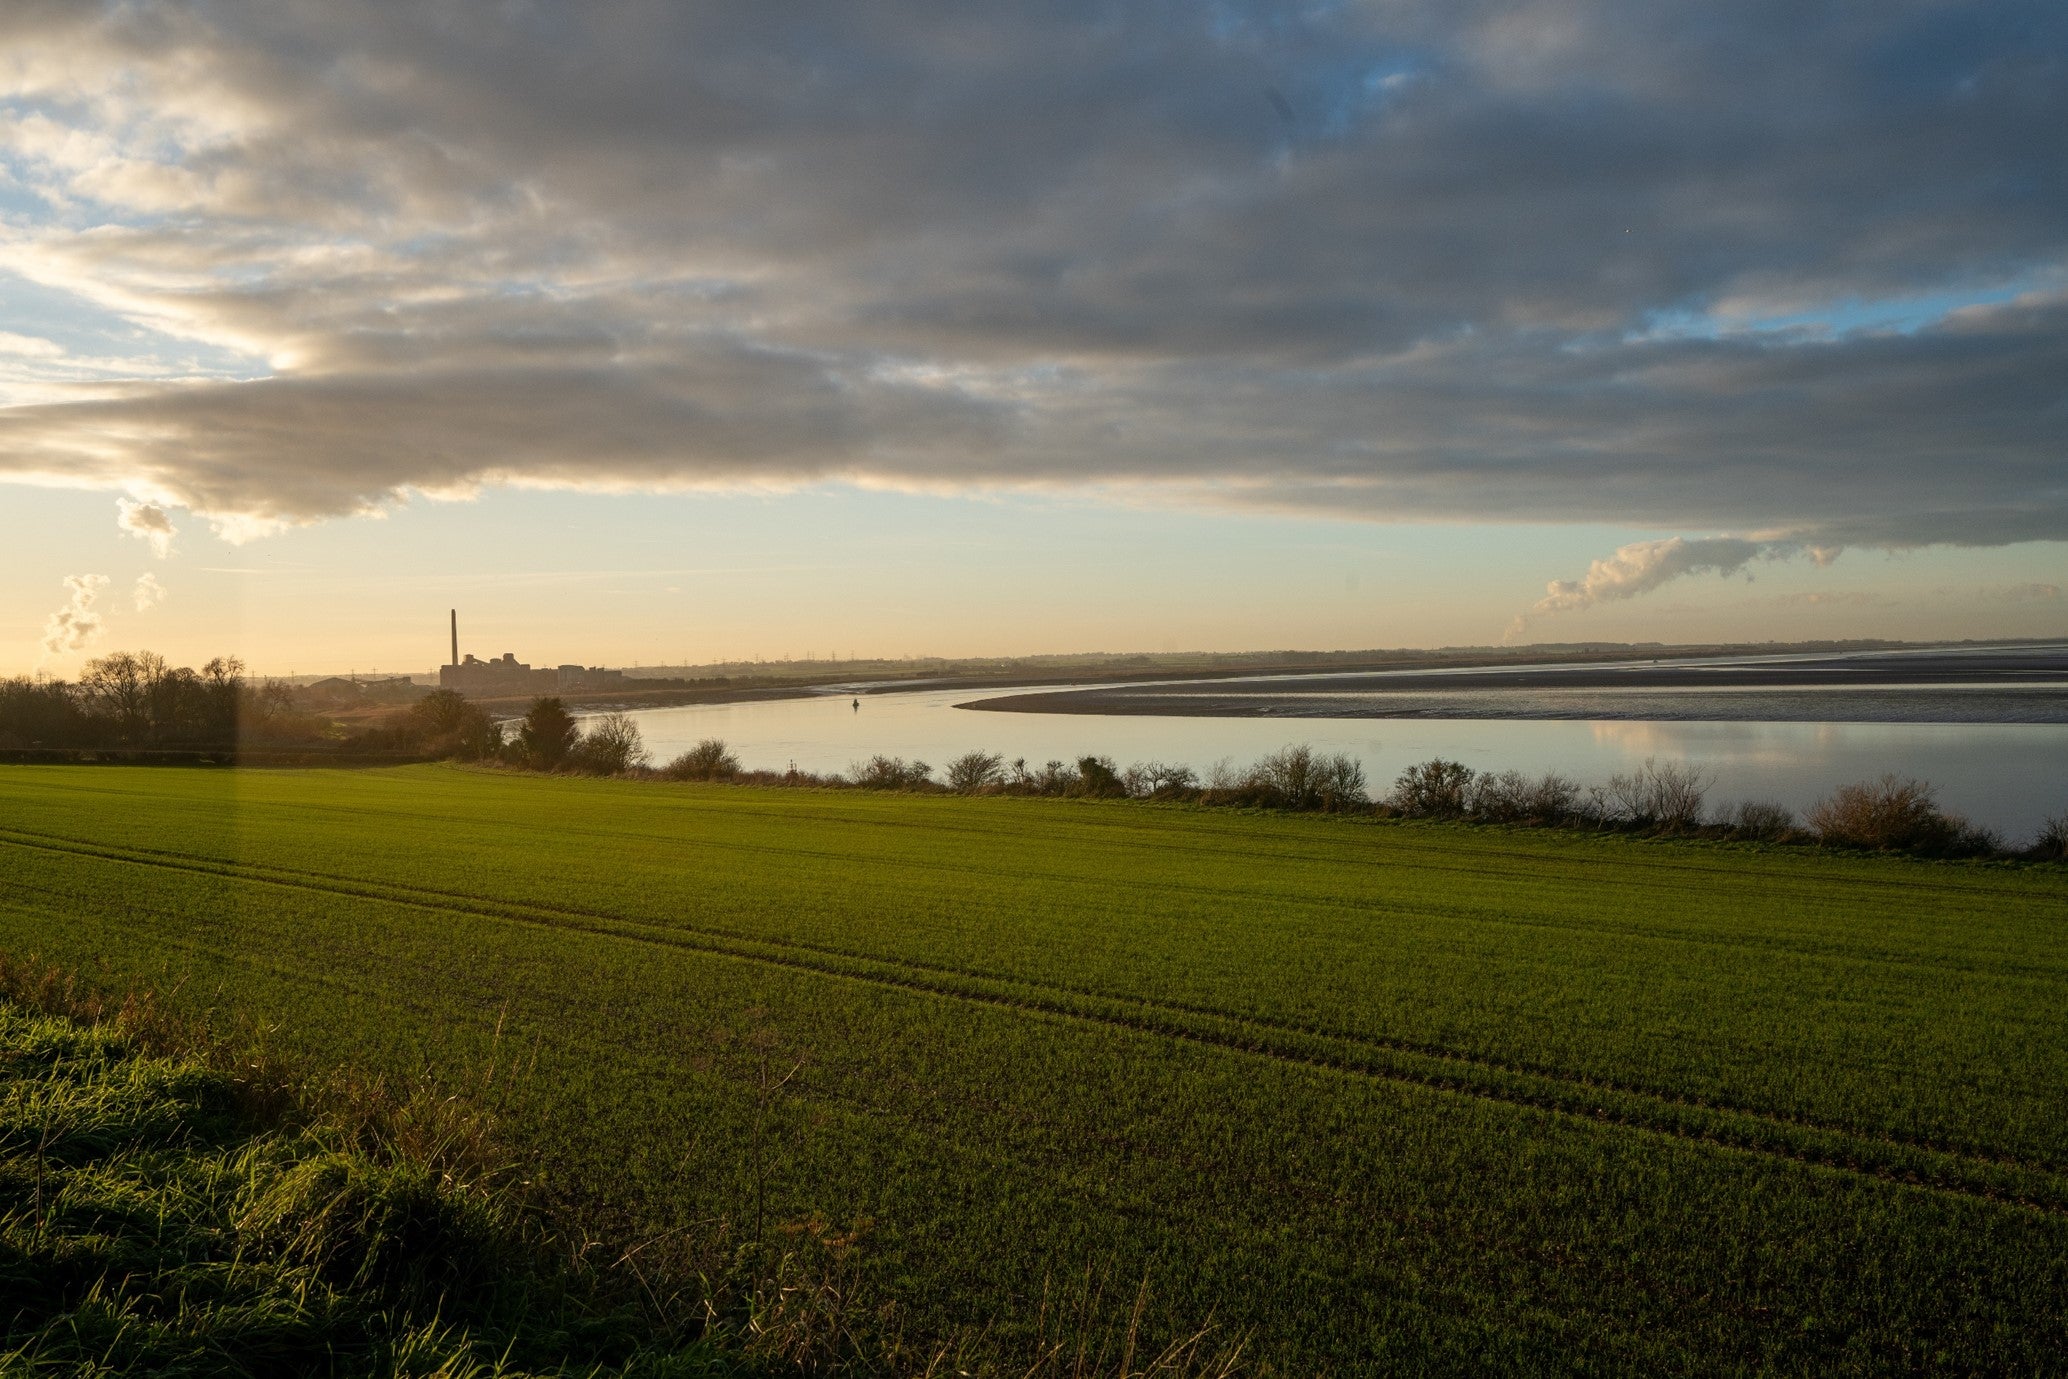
top-left (437, 611), bottom-right (628, 696)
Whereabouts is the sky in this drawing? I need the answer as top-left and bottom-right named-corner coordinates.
top-left (1, 0), bottom-right (2063, 675)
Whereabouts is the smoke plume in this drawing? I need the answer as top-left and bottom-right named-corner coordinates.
top-left (1508, 536), bottom-right (1841, 640)
top-left (40, 574), bottom-right (111, 657)
top-left (116, 500), bottom-right (178, 558)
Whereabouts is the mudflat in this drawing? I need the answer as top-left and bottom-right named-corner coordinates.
top-left (964, 643), bottom-right (2068, 722)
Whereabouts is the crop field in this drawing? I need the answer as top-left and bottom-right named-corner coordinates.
top-left (0, 764), bottom-right (2063, 1374)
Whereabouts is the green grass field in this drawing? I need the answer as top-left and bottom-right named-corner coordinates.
top-left (1, 765), bottom-right (2064, 1374)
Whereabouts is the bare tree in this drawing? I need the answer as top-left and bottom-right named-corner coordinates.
top-left (1593, 758), bottom-right (1711, 829)
top-left (1644, 759), bottom-right (1712, 831)
top-left (1390, 759), bottom-right (1475, 817)
top-left (1313, 753), bottom-right (1368, 810)
top-left (1253, 745), bottom-right (1318, 807)
top-left (1123, 760), bottom-right (1199, 799)
top-left (571, 712), bottom-right (648, 774)
top-left (200, 656), bottom-right (244, 742)
top-left (81, 651), bottom-right (157, 740)
top-left (1031, 759), bottom-right (1076, 794)
top-left (946, 750), bottom-right (1006, 793)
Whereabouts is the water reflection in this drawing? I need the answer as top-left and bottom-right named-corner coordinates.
top-left (608, 687), bottom-right (2068, 841)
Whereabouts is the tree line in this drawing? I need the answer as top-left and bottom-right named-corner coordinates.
top-left (642, 737), bottom-right (2068, 861)
top-left (0, 651), bottom-right (500, 761)
top-left (2, 653), bottom-right (255, 752)
top-left (0, 655), bottom-right (630, 769)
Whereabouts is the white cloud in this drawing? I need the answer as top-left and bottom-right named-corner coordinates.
top-left (0, 333), bottom-right (65, 359)
top-left (132, 571), bottom-right (166, 611)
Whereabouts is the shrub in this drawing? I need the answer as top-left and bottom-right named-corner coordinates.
top-left (2031, 814), bottom-right (2068, 862)
top-left (1250, 744), bottom-right (1311, 807)
top-left (1807, 775), bottom-right (1964, 852)
top-left (407, 689), bottom-right (502, 760)
top-left (945, 750), bottom-right (1006, 793)
top-left (1074, 756), bottom-right (1126, 798)
top-left (1390, 759), bottom-right (1475, 818)
top-left (1955, 822), bottom-right (2007, 856)
top-left (1731, 800), bottom-right (1798, 842)
top-left (567, 712), bottom-right (648, 775)
top-left (1028, 760), bottom-right (1077, 795)
top-left (1468, 769), bottom-right (1527, 822)
top-left (1643, 759), bottom-right (1712, 832)
top-left (1593, 758), bottom-right (1711, 831)
top-left (1592, 772), bottom-right (1648, 825)
top-left (754, 767), bottom-right (837, 787)
top-left (1312, 753), bottom-right (1369, 811)
top-left (1469, 770), bottom-right (1582, 824)
top-left (1525, 772), bottom-right (1583, 821)
top-left (1123, 760), bottom-right (1200, 799)
top-left (1252, 745), bottom-right (1364, 810)
top-left (850, 755), bottom-right (933, 789)
top-left (663, 738), bottom-right (742, 781)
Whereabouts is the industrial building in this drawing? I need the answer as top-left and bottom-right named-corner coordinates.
top-left (437, 611), bottom-right (627, 695)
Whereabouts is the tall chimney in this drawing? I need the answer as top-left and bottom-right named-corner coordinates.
top-left (449, 609), bottom-right (458, 667)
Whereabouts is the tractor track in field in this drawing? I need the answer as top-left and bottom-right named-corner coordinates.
top-left (4, 823), bottom-right (2066, 1218)
top-left (12, 821), bottom-right (2051, 1153)
top-left (16, 807), bottom-right (2056, 983)
top-left (28, 764), bottom-right (2055, 904)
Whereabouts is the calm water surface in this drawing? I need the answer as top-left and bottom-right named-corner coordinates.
top-left (609, 684), bottom-right (2068, 842)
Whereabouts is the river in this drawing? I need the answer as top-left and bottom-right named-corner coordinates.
top-left (604, 677), bottom-right (2068, 842)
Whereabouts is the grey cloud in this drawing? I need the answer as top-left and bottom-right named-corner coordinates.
top-left (0, 0), bottom-right (2062, 556)
top-left (0, 345), bottom-right (1009, 531)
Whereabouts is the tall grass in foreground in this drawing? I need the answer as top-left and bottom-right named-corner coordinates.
top-left (0, 959), bottom-right (1252, 1379)
top-left (0, 960), bottom-right (701, 1377)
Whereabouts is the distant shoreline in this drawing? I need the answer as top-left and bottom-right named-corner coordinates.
top-left (528, 639), bottom-right (2068, 715)
top-left (959, 645), bottom-right (2068, 724)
